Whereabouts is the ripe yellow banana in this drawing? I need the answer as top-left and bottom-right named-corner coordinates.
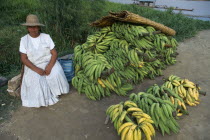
top-left (97, 78), bottom-right (106, 88)
top-left (118, 122), bottom-right (134, 135)
top-left (127, 107), bottom-right (143, 113)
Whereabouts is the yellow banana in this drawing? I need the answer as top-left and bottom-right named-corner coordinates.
top-left (170, 96), bottom-right (175, 104)
top-left (125, 124), bottom-right (137, 140)
top-left (183, 83), bottom-right (195, 89)
top-left (118, 122), bottom-right (134, 135)
top-left (180, 85), bottom-right (187, 97)
top-left (144, 122), bottom-right (155, 136)
top-left (188, 88), bottom-right (196, 99)
top-left (172, 80), bottom-right (180, 86)
top-left (121, 125), bottom-right (131, 140)
top-left (124, 101), bottom-right (138, 107)
top-left (137, 128), bottom-right (142, 140)
top-left (97, 78), bottom-right (106, 88)
top-left (137, 117), bottom-right (147, 124)
top-left (127, 107), bottom-right (143, 113)
top-left (177, 113), bottom-right (183, 117)
top-left (133, 128), bottom-right (139, 140)
top-left (141, 123), bottom-right (152, 140)
top-left (181, 102), bottom-right (187, 110)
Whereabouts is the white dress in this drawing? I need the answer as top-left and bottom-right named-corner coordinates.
top-left (19, 33), bottom-right (69, 107)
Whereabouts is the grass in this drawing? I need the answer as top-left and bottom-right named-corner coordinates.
top-left (0, 0), bottom-right (210, 123)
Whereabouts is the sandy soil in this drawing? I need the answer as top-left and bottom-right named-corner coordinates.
top-left (0, 30), bottom-right (210, 140)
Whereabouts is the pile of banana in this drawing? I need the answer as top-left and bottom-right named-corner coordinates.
top-left (129, 92), bottom-right (180, 136)
top-left (163, 75), bottom-right (202, 106)
top-left (106, 101), bottom-right (155, 140)
top-left (73, 22), bottom-right (179, 100)
top-left (105, 75), bottom-right (206, 139)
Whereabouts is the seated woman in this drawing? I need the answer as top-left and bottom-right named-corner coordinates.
top-left (19, 14), bottom-right (69, 107)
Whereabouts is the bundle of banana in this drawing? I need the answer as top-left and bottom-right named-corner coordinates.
top-left (146, 84), bottom-right (188, 117)
top-left (106, 101), bottom-right (155, 140)
top-left (73, 22), bottom-right (179, 100)
top-left (163, 75), bottom-right (204, 106)
top-left (129, 92), bottom-right (180, 136)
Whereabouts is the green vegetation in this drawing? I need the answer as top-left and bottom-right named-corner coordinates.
top-left (0, 0), bottom-right (210, 122)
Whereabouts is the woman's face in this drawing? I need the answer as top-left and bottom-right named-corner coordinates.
top-left (27, 26), bottom-right (40, 37)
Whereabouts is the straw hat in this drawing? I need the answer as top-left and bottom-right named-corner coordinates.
top-left (21, 14), bottom-right (45, 26)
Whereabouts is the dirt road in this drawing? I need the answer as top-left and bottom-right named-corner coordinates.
top-left (1, 30), bottom-right (210, 140)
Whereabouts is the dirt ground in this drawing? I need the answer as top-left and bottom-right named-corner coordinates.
top-left (0, 30), bottom-right (210, 140)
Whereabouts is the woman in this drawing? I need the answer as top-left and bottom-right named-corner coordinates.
top-left (19, 14), bottom-right (69, 107)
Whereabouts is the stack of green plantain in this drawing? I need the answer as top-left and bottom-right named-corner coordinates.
top-left (163, 75), bottom-right (204, 107)
top-left (72, 22), bottom-right (179, 100)
top-left (106, 100), bottom-right (155, 140)
top-left (129, 92), bottom-right (180, 136)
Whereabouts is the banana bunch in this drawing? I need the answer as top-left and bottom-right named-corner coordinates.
top-left (146, 84), bottom-right (188, 116)
top-left (106, 101), bottom-right (155, 140)
top-left (72, 71), bottom-right (108, 100)
top-left (74, 45), bottom-right (83, 69)
top-left (83, 27), bottom-right (117, 54)
top-left (128, 49), bottom-right (141, 67)
top-left (153, 34), bottom-right (177, 65)
top-left (82, 53), bottom-right (112, 81)
top-left (98, 71), bottom-right (133, 96)
top-left (165, 75), bottom-right (201, 106)
top-left (104, 47), bottom-right (128, 71)
top-left (129, 92), bottom-right (180, 136)
top-left (72, 70), bottom-right (90, 94)
top-left (111, 22), bottom-right (148, 40)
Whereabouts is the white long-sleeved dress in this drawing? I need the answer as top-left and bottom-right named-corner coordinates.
top-left (19, 33), bottom-right (69, 107)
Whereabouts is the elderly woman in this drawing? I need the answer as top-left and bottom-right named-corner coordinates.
top-left (19, 14), bottom-right (69, 107)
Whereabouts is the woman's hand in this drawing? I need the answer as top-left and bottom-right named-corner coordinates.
top-left (35, 68), bottom-right (45, 76)
top-left (45, 65), bottom-right (52, 76)
top-left (20, 53), bottom-right (45, 76)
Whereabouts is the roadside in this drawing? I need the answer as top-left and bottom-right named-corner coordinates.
top-left (0, 30), bottom-right (210, 140)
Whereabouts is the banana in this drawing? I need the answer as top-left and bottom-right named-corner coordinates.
top-left (170, 96), bottom-right (175, 104)
top-left (183, 83), bottom-right (195, 88)
top-left (118, 122), bottom-right (134, 135)
top-left (119, 111), bottom-right (127, 122)
top-left (180, 85), bottom-right (187, 97)
top-left (162, 104), bottom-right (170, 118)
top-left (188, 88), bottom-right (196, 99)
top-left (141, 123), bottom-right (152, 140)
top-left (133, 128), bottom-right (138, 140)
top-left (132, 112), bottom-right (151, 119)
top-left (120, 125), bottom-right (132, 140)
top-left (108, 105), bottom-right (119, 117)
top-left (109, 106), bottom-right (119, 120)
top-left (144, 122), bottom-right (155, 136)
top-left (97, 78), bottom-right (105, 88)
top-left (192, 88), bottom-right (199, 100)
top-left (137, 117), bottom-right (147, 124)
top-left (181, 101), bottom-right (187, 110)
top-left (172, 80), bottom-right (180, 86)
top-left (136, 128), bottom-right (142, 140)
top-left (125, 124), bottom-right (137, 140)
top-left (177, 113), bottom-right (183, 117)
top-left (177, 86), bottom-right (184, 98)
top-left (127, 107), bottom-right (143, 113)
top-left (124, 101), bottom-right (138, 108)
